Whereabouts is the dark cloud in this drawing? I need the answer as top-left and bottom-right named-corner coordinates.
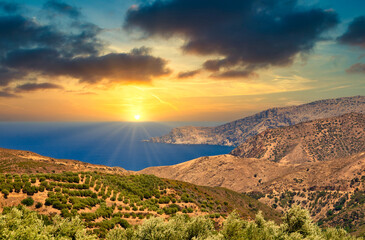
top-left (0, 15), bottom-right (63, 55)
top-left (210, 70), bottom-right (257, 79)
top-left (0, 67), bottom-right (25, 86)
top-left (0, 1), bottom-right (20, 13)
top-left (177, 69), bottom-right (200, 78)
top-left (0, 15), bottom-right (102, 57)
top-left (125, 0), bottom-right (339, 77)
top-left (346, 63), bottom-right (365, 74)
top-left (15, 82), bottom-right (63, 92)
top-left (3, 47), bottom-right (170, 83)
top-left (0, 8), bottom-right (170, 88)
top-left (44, 0), bottom-right (81, 19)
top-left (130, 46), bottom-right (151, 55)
top-left (0, 90), bottom-right (18, 98)
top-left (338, 16), bottom-right (365, 48)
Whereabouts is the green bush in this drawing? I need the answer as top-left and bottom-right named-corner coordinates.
top-left (35, 202), bottom-right (43, 209)
top-left (1, 189), bottom-right (9, 198)
top-left (21, 197), bottom-right (34, 206)
top-left (0, 206), bottom-right (97, 240)
top-left (105, 205), bottom-right (362, 240)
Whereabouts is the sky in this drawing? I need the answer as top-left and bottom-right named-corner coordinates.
top-left (0, 0), bottom-right (364, 122)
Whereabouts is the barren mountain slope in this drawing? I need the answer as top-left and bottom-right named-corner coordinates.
top-left (231, 112), bottom-right (365, 163)
top-left (140, 152), bottom-right (365, 193)
top-left (142, 113), bottom-right (365, 193)
top-left (149, 95), bottom-right (365, 146)
top-left (140, 154), bottom-right (286, 192)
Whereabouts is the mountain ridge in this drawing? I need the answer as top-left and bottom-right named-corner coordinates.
top-left (231, 112), bottom-right (365, 163)
top-left (148, 95), bottom-right (365, 146)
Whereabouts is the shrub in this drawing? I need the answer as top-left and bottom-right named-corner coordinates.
top-left (2, 189), bottom-right (9, 198)
top-left (35, 202), bottom-right (43, 209)
top-left (0, 206), bottom-right (97, 239)
top-left (21, 197), bottom-right (34, 206)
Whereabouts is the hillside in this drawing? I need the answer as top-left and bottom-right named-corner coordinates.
top-left (148, 95), bottom-right (365, 146)
top-left (141, 113), bottom-right (365, 235)
top-left (0, 148), bottom-right (128, 175)
top-left (141, 154), bottom-right (365, 235)
top-left (141, 113), bottom-right (365, 192)
top-left (0, 148), bottom-right (280, 238)
top-left (231, 112), bottom-right (365, 163)
top-left (140, 151), bottom-right (365, 193)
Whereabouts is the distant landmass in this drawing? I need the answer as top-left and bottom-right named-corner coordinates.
top-left (148, 96), bottom-right (365, 146)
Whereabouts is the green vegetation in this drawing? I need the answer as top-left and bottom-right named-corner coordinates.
top-left (0, 171), bottom-right (363, 238)
top-left (319, 190), bottom-right (365, 234)
top-left (21, 197), bottom-right (34, 206)
top-left (0, 205), bottom-right (360, 240)
top-left (106, 205), bottom-right (361, 240)
top-left (3, 171), bottom-right (273, 238)
top-left (259, 187), bottom-right (365, 236)
top-left (0, 206), bottom-right (96, 240)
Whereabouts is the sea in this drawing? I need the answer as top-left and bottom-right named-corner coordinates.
top-left (0, 122), bottom-right (234, 171)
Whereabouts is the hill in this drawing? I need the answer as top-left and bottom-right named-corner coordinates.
top-left (231, 112), bottom-right (365, 163)
top-left (141, 113), bottom-right (365, 192)
top-left (148, 95), bottom-right (365, 146)
top-left (140, 151), bottom-right (365, 193)
top-left (141, 113), bottom-right (365, 235)
top-left (141, 155), bottom-right (365, 235)
top-left (0, 147), bottom-right (280, 238)
top-left (0, 147), bottom-right (128, 175)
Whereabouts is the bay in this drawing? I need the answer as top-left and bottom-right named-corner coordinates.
top-left (0, 122), bottom-right (234, 171)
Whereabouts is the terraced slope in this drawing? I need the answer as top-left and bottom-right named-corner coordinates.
top-left (0, 148), bottom-right (280, 238)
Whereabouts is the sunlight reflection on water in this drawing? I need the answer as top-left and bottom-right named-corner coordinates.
top-left (0, 122), bottom-right (234, 171)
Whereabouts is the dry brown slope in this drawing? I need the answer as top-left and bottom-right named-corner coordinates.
top-left (140, 152), bottom-right (365, 193)
top-left (140, 154), bottom-right (290, 193)
top-left (149, 95), bottom-right (365, 146)
top-left (0, 147), bottom-right (129, 175)
top-left (140, 150), bottom-right (365, 236)
top-left (142, 113), bottom-right (365, 193)
top-left (231, 112), bottom-right (365, 163)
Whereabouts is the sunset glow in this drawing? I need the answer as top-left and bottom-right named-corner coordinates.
top-left (0, 0), bottom-right (363, 122)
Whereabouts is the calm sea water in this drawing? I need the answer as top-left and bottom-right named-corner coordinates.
top-left (0, 122), bottom-right (234, 171)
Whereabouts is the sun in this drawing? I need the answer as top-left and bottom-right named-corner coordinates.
top-left (134, 114), bottom-right (141, 120)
